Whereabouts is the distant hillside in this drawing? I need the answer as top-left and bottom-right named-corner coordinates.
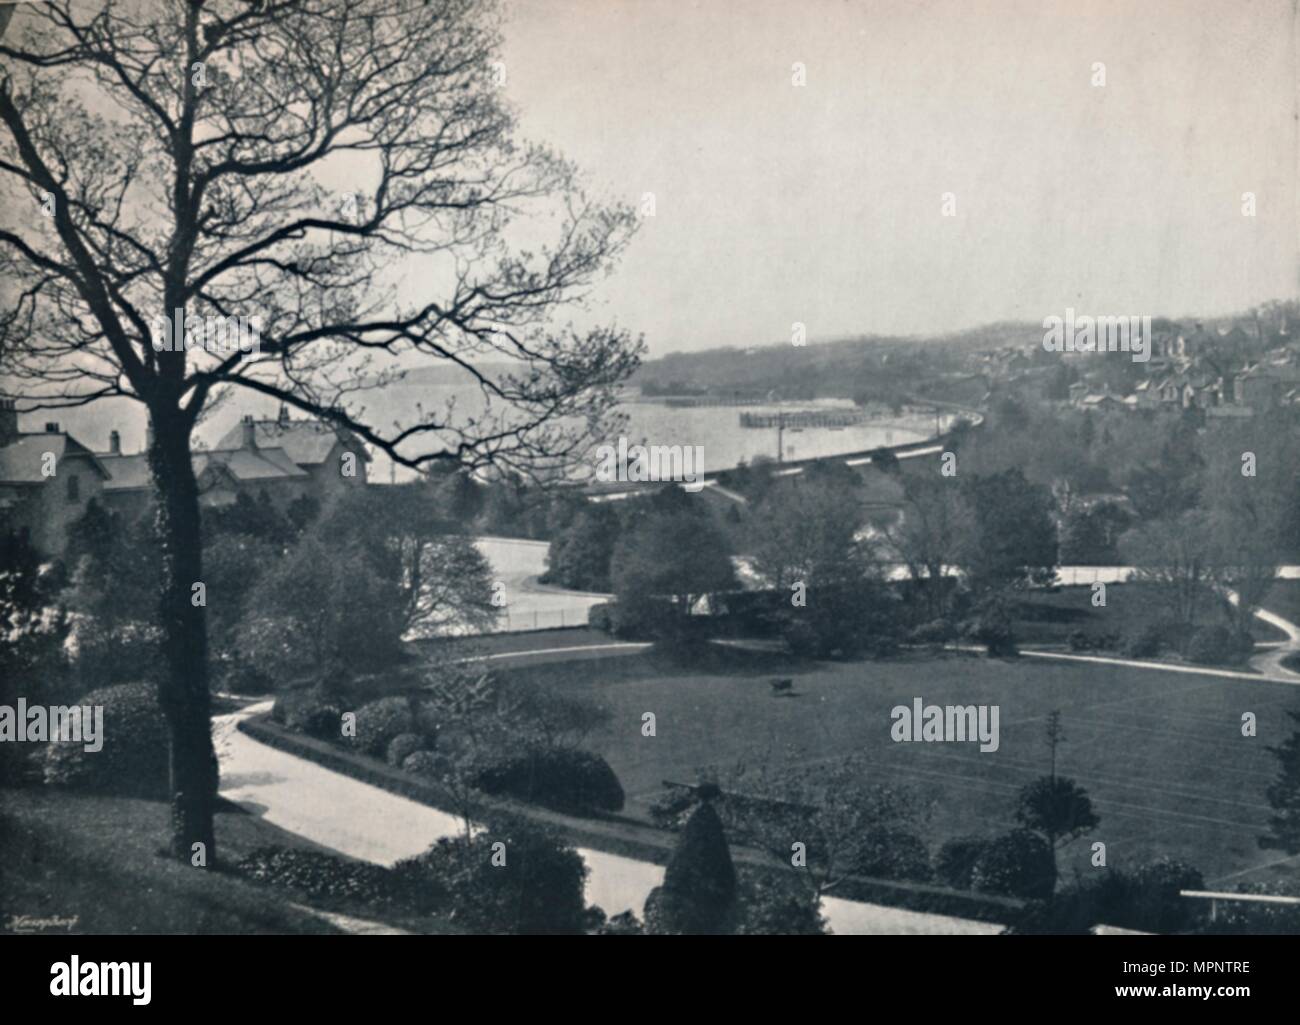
top-left (634, 322), bottom-right (1045, 400)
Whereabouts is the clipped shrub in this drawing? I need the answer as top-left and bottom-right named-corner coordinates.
top-left (347, 695), bottom-right (414, 757)
top-left (644, 801), bottom-right (736, 934)
top-left (586, 603), bottom-right (614, 634)
top-left (401, 750), bottom-right (442, 777)
top-left (971, 829), bottom-right (1055, 900)
top-left (1122, 624), bottom-right (1164, 659)
top-left (387, 732), bottom-right (424, 767)
top-left (475, 746), bottom-right (625, 814)
top-left (935, 835), bottom-right (988, 890)
top-left (733, 873), bottom-right (829, 935)
top-left (43, 681), bottom-right (169, 798)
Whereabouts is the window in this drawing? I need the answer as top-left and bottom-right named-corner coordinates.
top-left (67, 474), bottom-right (80, 502)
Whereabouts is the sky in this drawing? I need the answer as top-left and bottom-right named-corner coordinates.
top-left (497, 0), bottom-right (1299, 356)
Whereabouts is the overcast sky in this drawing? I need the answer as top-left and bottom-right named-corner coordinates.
top-left (498, 0), bottom-right (1299, 356)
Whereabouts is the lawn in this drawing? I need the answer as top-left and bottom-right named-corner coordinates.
top-left (2, 788), bottom-right (364, 934)
top-left (498, 646), bottom-right (1300, 887)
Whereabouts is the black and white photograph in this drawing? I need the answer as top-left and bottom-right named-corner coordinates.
top-left (0, 0), bottom-right (1298, 999)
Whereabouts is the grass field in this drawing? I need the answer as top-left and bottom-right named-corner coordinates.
top-left (502, 646), bottom-right (1300, 887)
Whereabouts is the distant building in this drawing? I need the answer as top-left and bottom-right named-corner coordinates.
top-left (0, 398), bottom-right (370, 555)
top-left (0, 400), bottom-right (110, 555)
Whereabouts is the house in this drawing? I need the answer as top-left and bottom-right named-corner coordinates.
top-left (98, 405), bottom-right (370, 522)
top-left (0, 400), bottom-right (111, 556)
top-left (213, 405), bottom-right (370, 502)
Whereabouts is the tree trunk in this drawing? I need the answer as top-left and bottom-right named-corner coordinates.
top-left (148, 407), bottom-right (218, 864)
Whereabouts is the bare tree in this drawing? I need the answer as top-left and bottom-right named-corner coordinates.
top-left (0, 0), bottom-right (640, 861)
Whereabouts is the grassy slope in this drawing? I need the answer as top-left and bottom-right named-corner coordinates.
top-left (497, 647), bottom-right (1300, 887)
top-left (1, 789), bottom-right (343, 934)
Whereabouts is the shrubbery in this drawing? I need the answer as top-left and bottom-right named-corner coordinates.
top-left (1121, 624), bottom-right (1164, 659)
top-left (970, 829), bottom-right (1055, 900)
top-left (393, 816), bottom-right (589, 934)
top-left (475, 746), bottom-right (625, 814)
top-left (909, 619), bottom-right (956, 647)
top-left (935, 835), bottom-right (988, 889)
top-left (386, 732), bottom-right (425, 767)
top-left (401, 750), bottom-right (441, 777)
top-left (961, 610), bottom-right (1017, 657)
top-left (347, 696), bottom-right (415, 757)
top-left (43, 681), bottom-right (170, 798)
top-left (237, 846), bottom-right (400, 906)
top-left (272, 685), bottom-right (344, 740)
top-left (849, 829), bottom-right (932, 882)
top-left (1008, 857), bottom-right (1205, 934)
top-left (1187, 625), bottom-right (1252, 666)
top-left (586, 602), bottom-right (614, 634)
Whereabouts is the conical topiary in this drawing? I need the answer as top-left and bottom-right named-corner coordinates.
top-left (646, 799), bottom-right (737, 934)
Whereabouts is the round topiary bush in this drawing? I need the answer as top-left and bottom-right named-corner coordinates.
top-left (401, 750), bottom-right (441, 777)
top-left (474, 746), bottom-right (625, 814)
top-left (971, 829), bottom-right (1055, 900)
top-left (348, 695), bottom-right (414, 757)
top-left (386, 732), bottom-right (424, 767)
top-left (43, 681), bottom-right (170, 798)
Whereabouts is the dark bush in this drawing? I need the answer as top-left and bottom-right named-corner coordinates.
top-left (347, 695), bottom-right (414, 757)
top-left (1200, 881), bottom-right (1300, 934)
top-left (1187, 625), bottom-right (1252, 667)
top-left (971, 829), bottom-right (1055, 900)
top-left (586, 603), bottom-right (614, 633)
top-left (387, 732), bottom-right (424, 767)
top-left (935, 835), bottom-right (988, 889)
top-left (961, 612), bottom-right (1018, 657)
top-left (1127, 857), bottom-right (1204, 933)
top-left (1121, 624), bottom-right (1164, 659)
top-left (272, 685), bottom-right (344, 740)
top-left (850, 829), bottom-right (932, 882)
top-left (644, 801), bottom-right (736, 934)
top-left (1067, 630), bottom-right (1093, 652)
top-left (1009, 858), bottom-right (1206, 935)
top-left (393, 816), bottom-right (589, 934)
top-left (43, 681), bottom-right (170, 798)
top-left (236, 846), bottom-right (398, 906)
top-left (475, 746), bottom-right (625, 814)
top-left (733, 873), bottom-right (828, 935)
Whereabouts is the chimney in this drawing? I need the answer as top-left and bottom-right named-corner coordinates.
top-left (241, 414), bottom-right (257, 449)
top-left (45, 422), bottom-right (60, 433)
top-left (277, 402), bottom-right (289, 426)
top-left (0, 399), bottom-right (16, 446)
top-left (109, 430), bottom-right (121, 454)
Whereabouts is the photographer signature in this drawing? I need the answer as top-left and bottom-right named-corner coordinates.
top-left (6, 913), bottom-right (79, 934)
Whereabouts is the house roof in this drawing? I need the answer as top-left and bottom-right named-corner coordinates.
top-left (213, 417), bottom-right (371, 466)
top-left (0, 431), bottom-right (110, 485)
top-left (97, 445), bottom-right (308, 492)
